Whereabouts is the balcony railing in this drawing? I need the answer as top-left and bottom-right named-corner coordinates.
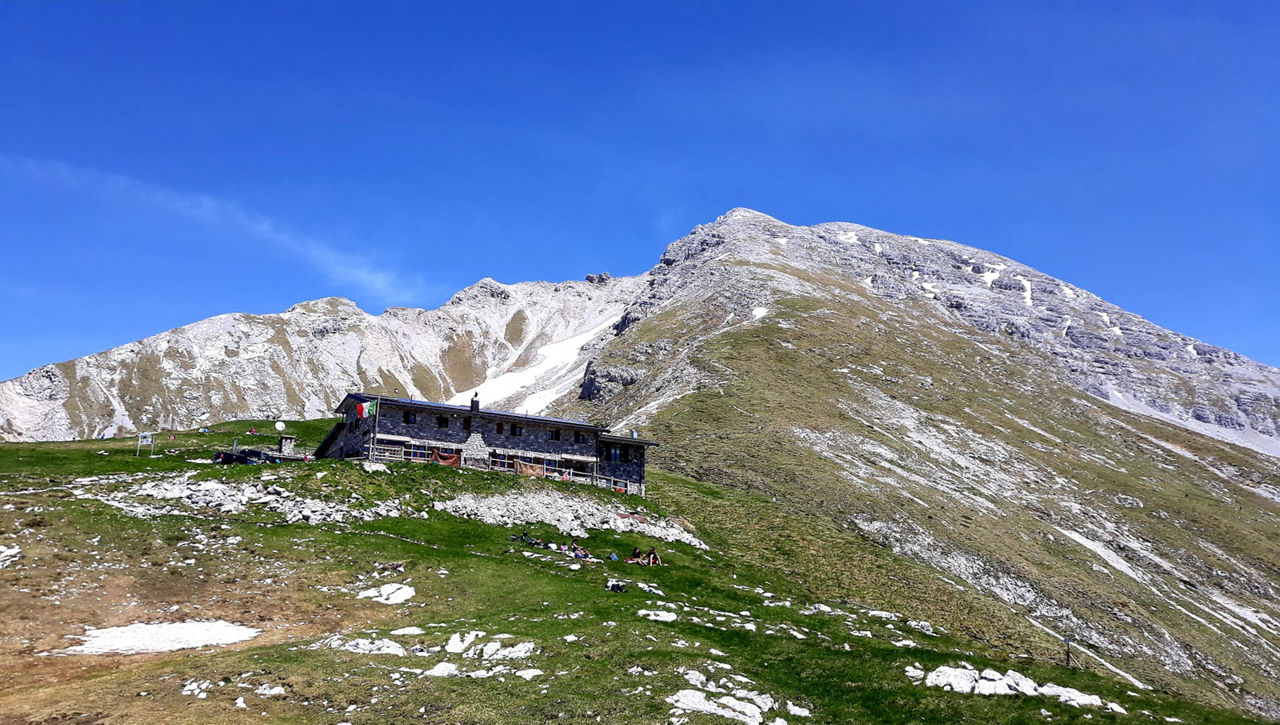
top-left (362, 443), bottom-right (643, 497)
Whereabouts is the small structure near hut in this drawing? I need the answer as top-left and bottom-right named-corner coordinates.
top-left (315, 393), bottom-right (657, 496)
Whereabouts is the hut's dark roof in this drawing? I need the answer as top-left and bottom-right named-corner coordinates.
top-left (337, 393), bottom-right (608, 431)
top-left (599, 432), bottom-right (659, 447)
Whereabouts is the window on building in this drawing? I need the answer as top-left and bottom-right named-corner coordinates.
top-left (463, 416), bottom-right (472, 431)
top-left (608, 445), bottom-right (621, 463)
top-left (436, 415), bottom-right (449, 428)
top-left (621, 446), bottom-right (632, 463)
top-left (496, 422), bottom-right (504, 434)
top-left (547, 428), bottom-right (560, 441)
top-left (511, 424), bottom-right (523, 437)
top-left (574, 431), bottom-right (587, 444)
top-left (403, 411), bottom-right (416, 424)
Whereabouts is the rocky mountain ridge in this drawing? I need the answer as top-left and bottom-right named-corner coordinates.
top-left (607, 208), bottom-right (1280, 455)
top-left (2, 207), bottom-right (1278, 458)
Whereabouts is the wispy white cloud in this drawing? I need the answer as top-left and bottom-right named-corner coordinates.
top-left (0, 156), bottom-right (422, 302)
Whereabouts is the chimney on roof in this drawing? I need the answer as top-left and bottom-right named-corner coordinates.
top-left (470, 393), bottom-right (480, 413)
top-left (631, 430), bottom-right (638, 438)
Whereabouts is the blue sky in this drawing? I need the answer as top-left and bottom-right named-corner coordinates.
top-left (1, 0), bottom-right (1276, 380)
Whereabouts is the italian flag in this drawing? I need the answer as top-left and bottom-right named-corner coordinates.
top-left (356, 400), bottom-right (378, 419)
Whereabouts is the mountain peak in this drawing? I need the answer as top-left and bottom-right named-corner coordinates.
top-left (447, 277), bottom-right (514, 306)
top-left (716, 207), bottom-right (781, 223)
top-left (658, 207), bottom-right (791, 268)
top-left (284, 297), bottom-right (364, 316)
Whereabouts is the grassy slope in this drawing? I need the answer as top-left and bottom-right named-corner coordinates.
top-left (0, 418), bottom-right (340, 479)
top-left (561, 262), bottom-right (1280, 716)
top-left (0, 431), bottom-right (1258, 723)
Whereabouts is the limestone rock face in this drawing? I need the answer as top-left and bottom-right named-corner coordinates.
top-left (0, 275), bottom-right (643, 441)
top-left (2, 207), bottom-right (1277, 459)
top-left (608, 208), bottom-right (1280, 456)
top-left (579, 361), bottom-right (645, 402)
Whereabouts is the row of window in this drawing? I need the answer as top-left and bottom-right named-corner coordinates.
top-left (396, 410), bottom-right (588, 443)
top-left (405, 444), bottom-right (460, 460)
top-left (402, 412), bottom-right (473, 431)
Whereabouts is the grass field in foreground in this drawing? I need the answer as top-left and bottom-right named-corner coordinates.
top-left (0, 426), bottom-right (1263, 723)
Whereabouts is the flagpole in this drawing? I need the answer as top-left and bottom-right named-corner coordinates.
top-left (368, 393), bottom-right (382, 462)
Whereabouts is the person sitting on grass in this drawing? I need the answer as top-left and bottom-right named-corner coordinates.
top-left (644, 547), bottom-right (664, 566)
top-left (509, 530), bottom-right (542, 546)
top-left (625, 547), bottom-right (644, 564)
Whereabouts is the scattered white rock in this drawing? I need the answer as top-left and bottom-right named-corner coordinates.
top-left (906, 619), bottom-right (936, 636)
top-left (310, 636), bottom-right (407, 657)
top-left (666, 667), bottom-right (796, 725)
top-left (925, 666), bottom-right (979, 693)
top-left (80, 471), bottom-right (423, 524)
top-left (357, 583), bottom-right (415, 605)
top-left (391, 626), bottom-right (426, 636)
top-left (0, 544), bottom-right (20, 569)
top-left (913, 664), bottom-right (1114, 710)
top-left (638, 609), bottom-right (678, 623)
top-left (446, 630), bottom-right (486, 654)
top-left (361, 461), bottom-right (389, 474)
top-left (464, 639), bottom-right (537, 661)
top-left (667, 689), bottom-right (759, 724)
top-left (424, 662), bottom-right (459, 677)
top-left (433, 490), bottom-right (707, 549)
top-left (1039, 683), bottom-right (1103, 708)
top-left (786, 701), bottom-right (811, 717)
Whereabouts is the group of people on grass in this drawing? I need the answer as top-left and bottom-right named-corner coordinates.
top-left (508, 531), bottom-right (665, 566)
top-left (626, 546), bottom-right (664, 566)
top-left (509, 531), bottom-right (594, 559)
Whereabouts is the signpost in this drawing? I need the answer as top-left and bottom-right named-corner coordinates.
top-left (135, 432), bottom-right (155, 457)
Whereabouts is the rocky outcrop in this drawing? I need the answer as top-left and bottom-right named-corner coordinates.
top-left (432, 489), bottom-right (707, 549)
top-left (578, 361), bottom-right (645, 402)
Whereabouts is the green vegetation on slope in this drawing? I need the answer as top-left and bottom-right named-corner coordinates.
top-left (0, 432), bottom-right (1263, 723)
top-left (562, 265), bottom-right (1280, 718)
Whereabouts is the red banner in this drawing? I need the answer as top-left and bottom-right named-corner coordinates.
top-left (432, 450), bottom-right (460, 467)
